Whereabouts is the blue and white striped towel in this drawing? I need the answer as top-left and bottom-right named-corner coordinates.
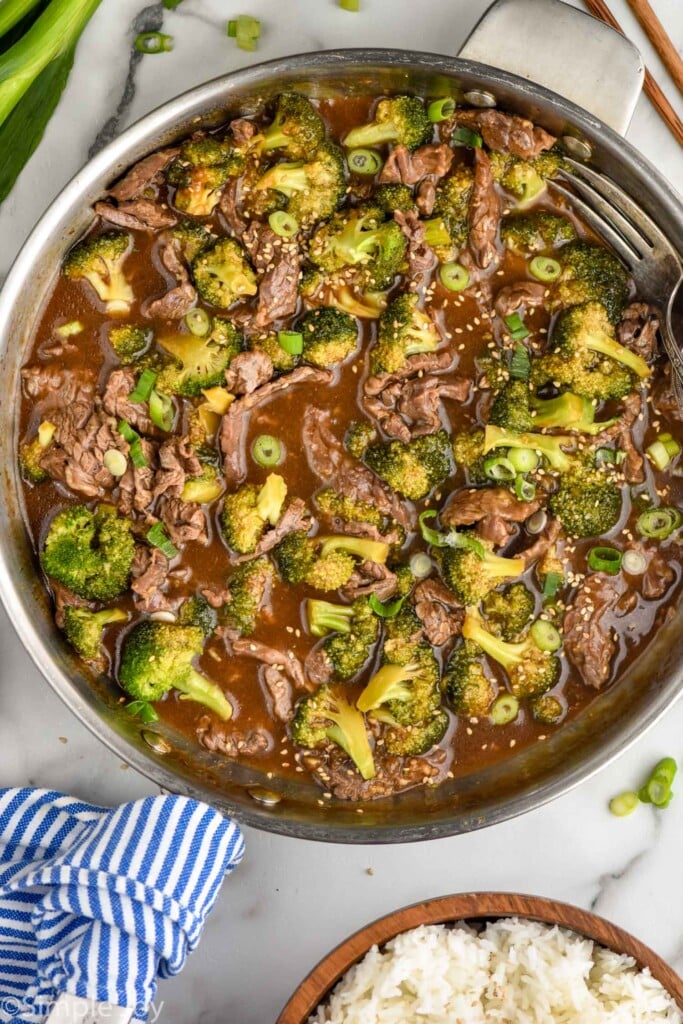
top-left (0, 789), bottom-right (244, 1023)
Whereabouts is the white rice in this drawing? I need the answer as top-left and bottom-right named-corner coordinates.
top-left (309, 918), bottom-right (682, 1024)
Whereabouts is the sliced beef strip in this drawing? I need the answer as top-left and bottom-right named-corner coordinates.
top-left (94, 199), bottom-right (176, 232)
top-left (651, 365), bottom-right (683, 421)
top-left (130, 545), bottom-right (174, 613)
top-left (617, 302), bottom-right (659, 363)
top-left (302, 406), bottom-right (413, 530)
top-left (304, 645), bottom-right (334, 687)
top-left (108, 148), bottom-right (180, 202)
top-left (363, 350), bottom-right (454, 398)
top-left (593, 391), bottom-right (644, 485)
top-left (468, 148), bottom-right (502, 270)
top-left (476, 515), bottom-right (516, 548)
top-left (364, 374), bottom-right (470, 442)
top-left (231, 638), bottom-right (306, 690)
top-left (564, 574), bottom-right (620, 689)
top-left (378, 143), bottom-right (453, 185)
top-left (197, 718), bottom-right (271, 757)
top-left (519, 517), bottom-right (561, 568)
top-left (40, 406), bottom-right (127, 499)
top-left (229, 118), bottom-right (257, 145)
top-left (219, 178), bottom-right (248, 236)
top-left (305, 746), bottom-right (443, 801)
top-left (254, 246), bottom-right (301, 329)
top-left (21, 365), bottom-right (96, 413)
top-left (157, 496), bottom-right (207, 546)
top-left (234, 498), bottom-right (311, 563)
top-left (416, 179), bottom-right (437, 217)
top-left (638, 544), bottom-right (676, 600)
top-left (340, 561), bottom-right (398, 602)
top-left (101, 368), bottom-right (156, 434)
top-left (393, 209), bottom-right (434, 281)
top-left (441, 486), bottom-right (540, 528)
top-left (145, 235), bottom-right (197, 320)
top-left (450, 109), bottom-right (556, 159)
top-left (261, 666), bottom-right (296, 721)
top-left (152, 436), bottom-right (202, 500)
top-left (224, 350), bottom-right (273, 394)
top-left (220, 367), bottom-right (332, 486)
top-left (117, 439), bottom-right (156, 515)
top-left (51, 582), bottom-right (92, 630)
top-left (494, 281), bottom-right (547, 318)
top-left (242, 221), bottom-right (282, 271)
top-left (414, 578), bottom-right (465, 646)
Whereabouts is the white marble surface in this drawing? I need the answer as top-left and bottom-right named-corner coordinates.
top-left (1, 1), bottom-right (683, 1021)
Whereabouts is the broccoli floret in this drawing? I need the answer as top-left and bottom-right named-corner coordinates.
top-left (374, 183), bottom-right (415, 214)
top-left (426, 165), bottom-right (475, 252)
top-left (119, 621), bottom-right (232, 719)
top-left (484, 424), bottom-right (575, 473)
top-left (452, 429), bottom-right (490, 484)
top-left (444, 639), bottom-right (495, 717)
top-left (365, 430), bottom-right (453, 500)
top-left (290, 685), bottom-right (375, 779)
top-left (177, 595), bottom-right (217, 637)
top-left (156, 317), bottom-right (242, 396)
top-left (384, 710), bottom-right (449, 756)
top-left (191, 238), bottom-right (257, 309)
top-left (167, 137), bottom-right (244, 217)
top-left (532, 352), bottom-right (634, 403)
top-left (345, 421), bottom-right (377, 459)
top-left (344, 95), bottom-right (432, 152)
top-left (553, 240), bottom-right (630, 323)
top-left (170, 220), bottom-right (215, 262)
top-left (312, 598), bottom-right (380, 680)
top-left (274, 531), bottom-right (354, 591)
top-left (490, 150), bottom-right (564, 205)
top-left (441, 538), bottom-right (525, 605)
top-left (63, 232), bottom-right (133, 314)
top-left (181, 463), bottom-right (224, 504)
top-left (254, 142), bottom-right (345, 225)
top-left (298, 307), bottom-right (358, 368)
top-left (551, 302), bottom-right (650, 382)
top-left (221, 557), bottom-right (275, 636)
top-left (221, 474), bottom-right (287, 554)
top-left (309, 207), bottom-right (407, 289)
top-left (462, 608), bottom-right (560, 699)
top-left (500, 211), bottom-right (576, 254)
top-left (315, 488), bottom-right (383, 529)
top-left (261, 93), bottom-right (325, 160)
top-left (108, 324), bottom-right (151, 364)
top-left (19, 435), bottom-right (51, 484)
top-left (371, 293), bottom-right (440, 375)
top-left (549, 465), bottom-right (622, 537)
top-left (300, 266), bottom-right (389, 320)
top-left (63, 606), bottom-right (127, 664)
top-left (489, 380), bottom-right (614, 436)
top-left (248, 331), bottom-right (299, 372)
top-left (530, 694), bottom-right (564, 724)
top-left (41, 504), bottom-right (135, 602)
top-left (483, 582), bottom-right (535, 641)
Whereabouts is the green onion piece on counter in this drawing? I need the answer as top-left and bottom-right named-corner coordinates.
top-left (484, 455), bottom-right (516, 481)
top-left (507, 447), bottom-right (539, 473)
top-left (427, 97), bottom-right (456, 123)
top-left (542, 571), bottom-right (564, 602)
top-left (252, 434), bottom-right (282, 467)
top-left (418, 509), bottom-right (446, 547)
top-left (515, 476), bottom-right (536, 502)
top-left (647, 439), bottom-right (672, 470)
top-left (149, 389), bottom-right (174, 431)
top-left (530, 619), bottom-right (562, 653)
top-left (346, 148), bottom-right (383, 175)
top-left (509, 342), bottom-right (531, 380)
top-left (125, 699), bottom-right (159, 724)
top-left (146, 523), bottom-right (178, 560)
top-left (639, 756), bottom-right (677, 808)
top-left (636, 505), bottom-right (682, 539)
top-left (117, 419), bottom-right (138, 444)
top-left (227, 14), bottom-right (261, 50)
top-left (439, 261), bottom-right (470, 292)
top-left (622, 549), bottom-right (647, 575)
top-left (529, 255), bottom-right (561, 282)
top-left (134, 31), bottom-right (174, 54)
top-left (490, 694), bottom-right (519, 726)
top-left (128, 368), bottom-right (157, 403)
top-left (103, 449), bottom-right (127, 478)
top-left (268, 210), bottom-right (299, 237)
top-left (163, 0), bottom-right (186, 8)
top-left (587, 546), bottom-right (623, 575)
top-left (184, 307), bottom-right (210, 336)
top-left (504, 312), bottom-right (530, 341)
top-left (369, 593), bottom-right (407, 618)
top-left (277, 330), bottom-right (303, 355)
top-left (451, 126), bottom-right (483, 148)
top-left (409, 552), bottom-right (432, 579)
top-left (609, 791), bottom-right (639, 817)
top-left (339, 0), bottom-right (360, 10)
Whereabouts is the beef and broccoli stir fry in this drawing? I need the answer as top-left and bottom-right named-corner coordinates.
top-left (17, 92), bottom-right (683, 801)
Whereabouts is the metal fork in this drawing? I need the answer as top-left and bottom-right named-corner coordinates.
top-left (551, 158), bottom-right (683, 405)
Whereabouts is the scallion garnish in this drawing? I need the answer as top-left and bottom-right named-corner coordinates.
top-left (269, 211), bottom-right (299, 238)
top-left (529, 255), bottom-right (561, 282)
top-left (504, 313), bottom-right (530, 342)
top-left (530, 619), bottom-right (562, 653)
top-left (117, 420), bottom-right (148, 468)
top-left (146, 523), bottom-right (179, 560)
top-left (639, 757), bottom-right (677, 807)
top-left (609, 791), bottom-right (639, 817)
top-left (484, 455), bottom-right (516, 481)
top-left (277, 330), bottom-right (303, 355)
top-left (507, 447), bottom-right (538, 473)
top-left (128, 368), bottom-right (157, 403)
top-left (117, 419), bottom-right (138, 444)
top-left (438, 261), bottom-right (470, 292)
top-left (252, 434), bottom-right (282, 467)
top-left (636, 506), bottom-right (682, 540)
top-left (369, 593), bottom-right (407, 618)
top-left (227, 14), bottom-right (261, 50)
top-left (490, 694), bottom-right (519, 726)
top-left (587, 546), bottom-right (623, 575)
top-left (149, 389), bottom-right (174, 431)
top-left (134, 31), bottom-right (174, 54)
top-left (125, 700), bottom-right (159, 724)
top-left (509, 341), bottom-right (531, 380)
top-left (347, 148), bottom-right (383, 175)
top-left (542, 571), bottom-right (564, 602)
top-left (339, 0), bottom-right (360, 10)
top-left (427, 97), bottom-right (456, 123)
top-left (515, 476), bottom-right (536, 502)
top-left (162, 0), bottom-right (186, 7)
top-left (451, 126), bottom-right (482, 148)
top-left (184, 307), bottom-right (211, 337)
top-left (444, 531), bottom-right (486, 558)
top-left (418, 509), bottom-right (447, 547)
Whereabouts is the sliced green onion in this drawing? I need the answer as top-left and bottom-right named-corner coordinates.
top-left (252, 434), bottom-right (282, 467)
top-left (277, 330), bottom-right (303, 355)
top-left (587, 546), bottom-right (623, 575)
top-left (146, 523), bottom-right (179, 560)
top-left (135, 31), bottom-right (173, 54)
top-left (129, 369), bottom-right (157, 404)
top-left (268, 210), bottom-right (299, 238)
top-left (439, 261), bottom-right (470, 292)
top-left (490, 694), bottom-right (519, 725)
top-left (56, 320), bottom-right (83, 338)
top-left (515, 476), bottom-right (536, 502)
top-left (451, 126), bottom-right (482, 148)
top-left (347, 148), bottom-right (383, 175)
top-left (184, 308), bottom-right (211, 337)
top-left (665, 438), bottom-right (681, 457)
top-left (444, 531), bottom-right (486, 558)
top-left (636, 506), bottom-right (682, 540)
top-left (409, 552), bottom-right (432, 579)
top-left (530, 619), bottom-right (562, 653)
top-left (339, 0), bottom-right (360, 9)
top-left (542, 571), bottom-right (564, 602)
top-left (529, 255), bottom-right (561, 282)
top-left (484, 455), bottom-right (516, 481)
top-left (227, 14), bottom-right (261, 50)
top-left (149, 390), bottom-right (174, 431)
top-left (509, 342), bottom-right (531, 381)
top-left (103, 449), bottom-right (127, 478)
top-left (117, 419), bottom-right (138, 444)
top-left (129, 441), bottom-right (148, 469)
top-left (125, 700), bottom-right (159, 724)
top-left (622, 549), bottom-right (647, 575)
top-left (369, 593), bottom-right (407, 618)
top-left (609, 791), bottom-right (639, 817)
top-left (639, 757), bottom-right (677, 808)
top-left (163, 0), bottom-right (185, 7)
top-left (504, 312), bottom-right (530, 342)
top-left (419, 509), bottom-right (447, 547)
top-left (507, 447), bottom-right (539, 473)
top-left (428, 97), bottom-right (456, 123)
top-left (647, 439), bottom-right (671, 470)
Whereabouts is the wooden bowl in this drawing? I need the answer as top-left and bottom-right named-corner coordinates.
top-left (277, 892), bottom-right (683, 1024)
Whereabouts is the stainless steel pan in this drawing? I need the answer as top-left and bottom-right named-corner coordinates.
top-left (1, 0), bottom-right (681, 843)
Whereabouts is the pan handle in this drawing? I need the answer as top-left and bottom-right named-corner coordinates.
top-left (458, 0), bottom-right (644, 136)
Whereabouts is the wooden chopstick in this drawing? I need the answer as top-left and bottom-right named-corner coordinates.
top-left (581, 0), bottom-right (683, 148)
top-left (625, 0), bottom-right (683, 99)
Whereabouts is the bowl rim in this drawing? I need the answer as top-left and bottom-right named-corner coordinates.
top-left (276, 891), bottom-right (683, 1023)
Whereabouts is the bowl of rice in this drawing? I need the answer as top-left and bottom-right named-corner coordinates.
top-left (276, 893), bottom-right (683, 1024)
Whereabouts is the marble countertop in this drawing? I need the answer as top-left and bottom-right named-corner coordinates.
top-left (1, 1), bottom-right (682, 1021)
